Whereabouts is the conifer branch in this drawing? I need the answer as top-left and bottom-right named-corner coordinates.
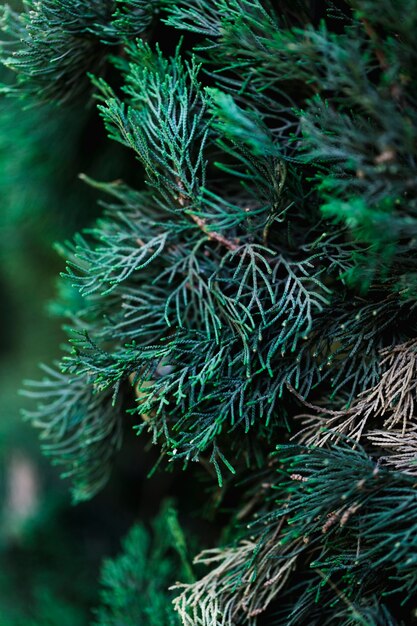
top-left (4, 1), bottom-right (417, 622)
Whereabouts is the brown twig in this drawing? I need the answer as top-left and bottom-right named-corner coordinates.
top-left (176, 179), bottom-right (240, 252)
top-left (188, 212), bottom-right (239, 251)
top-left (362, 18), bottom-right (403, 103)
top-left (362, 18), bottom-right (389, 72)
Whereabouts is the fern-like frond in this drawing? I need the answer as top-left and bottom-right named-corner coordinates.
top-left (21, 364), bottom-right (122, 502)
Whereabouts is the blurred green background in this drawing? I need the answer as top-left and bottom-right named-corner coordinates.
top-left (0, 75), bottom-right (151, 624)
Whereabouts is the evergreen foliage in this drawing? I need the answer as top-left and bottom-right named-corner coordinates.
top-left (2, 0), bottom-right (417, 623)
top-left (95, 503), bottom-right (194, 626)
top-left (0, 0), bottom-right (157, 103)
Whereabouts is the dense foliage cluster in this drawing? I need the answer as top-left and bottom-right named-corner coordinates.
top-left (2, 0), bottom-right (417, 623)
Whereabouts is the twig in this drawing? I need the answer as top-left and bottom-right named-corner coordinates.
top-left (176, 179), bottom-right (240, 251)
top-left (188, 212), bottom-right (239, 251)
top-left (362, 18), bottom-right (402, 103)
top-left (317, 570), bottom-right (368, 625)
top-left (362, 19), bottom-right (388, 72)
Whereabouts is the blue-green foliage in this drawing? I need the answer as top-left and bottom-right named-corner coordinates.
top-left (22, 364), bottom-right (122, 502)
top-left (3, 0), bottom-right (417, 623)
top-left (0, 0), bottom-right (158, 103)
top-left (174, 445), bottom-right (417, 624)
top-left (7, 0), bottom-right (417, 497)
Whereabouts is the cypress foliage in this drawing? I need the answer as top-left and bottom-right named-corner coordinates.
top-left (94, 502), bottom-right (194, 626)
top-left (2, 0), bottom-right (417, 623)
